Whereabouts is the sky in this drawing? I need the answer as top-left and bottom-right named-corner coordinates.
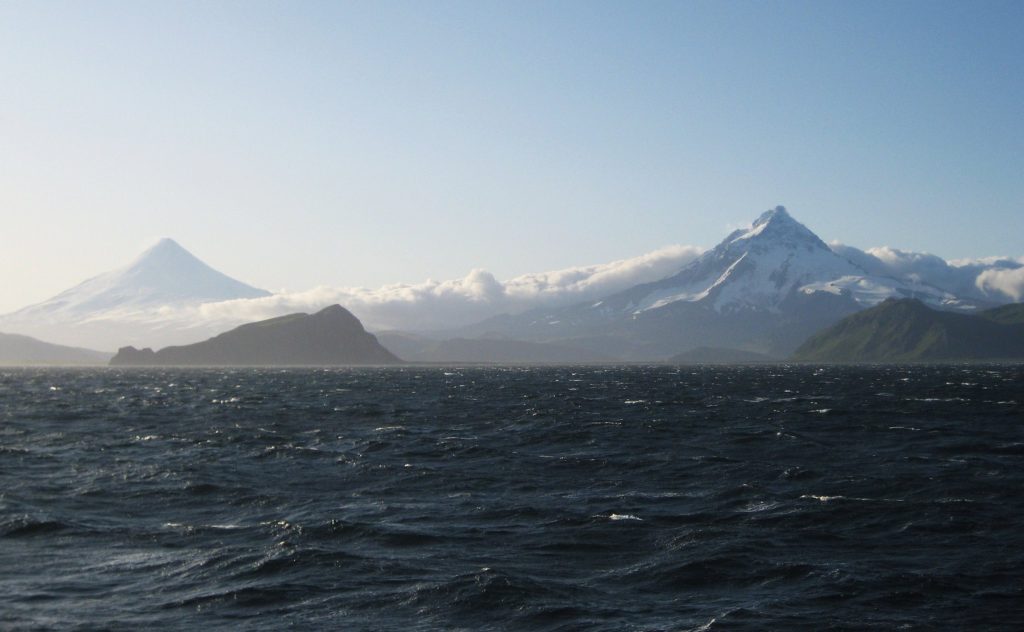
top-left (1, 0), bottom-right (1022, 314)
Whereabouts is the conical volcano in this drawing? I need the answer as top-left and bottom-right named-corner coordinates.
top-left (627, 205), bottom-right (867, 314)
top-left (17, 238), bottom-right (270, 317)
top-left (0, 239), bottom-right (271, 350)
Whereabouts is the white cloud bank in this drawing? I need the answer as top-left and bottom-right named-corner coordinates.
top-left (170, 243), bottom-right (1022, 338)
top-left (976, 265), bottom-right (1024, 301)
top-left (154, 244), bottom-right (706, 333)
top-left (829, 242), bottom-right (1024, 302)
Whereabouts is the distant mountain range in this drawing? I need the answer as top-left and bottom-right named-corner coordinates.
top-left (111, 305), bottom-right (399, 366)
top-left (0, 332), bottom-right (111, 366)
top-left (453, 207), bottom-right (1009, 359)
top-left (2, 206), bottom-right (1021, 362)
top-left (792, 299), bottom-right (1024, 362)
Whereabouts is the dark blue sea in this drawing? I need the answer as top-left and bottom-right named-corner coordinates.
top-left (2, 365), bottom-right (1022, 631)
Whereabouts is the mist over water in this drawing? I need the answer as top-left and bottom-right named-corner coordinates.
top-left (2, 366), bottom-right (1022, 630)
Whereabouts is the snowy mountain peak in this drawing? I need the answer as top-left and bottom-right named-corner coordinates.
top-left (755, 205), bottom-right (790, 225)
top-left (612, 205), bottom-right (991, 318)
top-left (153, 236), bottom-right (184, 249)
top-left (726, 205), bottom-right (829, 252)
top-left (138, 237), bottom-right (188, 256)
top-left (628, 206), bottom-right (868, 314)
top-left (128, 237), bottom-right (207, 270)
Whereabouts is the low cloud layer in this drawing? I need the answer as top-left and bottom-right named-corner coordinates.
top-left (163, 244), bottom-right (706, 333)
top-left (976, 265), bottom-right (1024, 301)
top-left (829, 243), bottom-right (1024, 301)
top-left (172, 242), bottom-right (1022, 337)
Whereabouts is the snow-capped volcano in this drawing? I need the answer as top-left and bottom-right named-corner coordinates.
top-left (625, 206), bottom-right (971, 314)
top-left (0, 239), bottom-right (270, 350)
top-left (631, 206), bottom-right (867, 313)
top-left (548, 206), bottom-right (971, 323)
top-left (464, 206), bottom-right (993, 358)
top-left (20, 238), bottom-right (270, 317)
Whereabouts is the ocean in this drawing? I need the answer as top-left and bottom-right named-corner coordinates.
top-left (1, 365), bottom-right (1022, 630)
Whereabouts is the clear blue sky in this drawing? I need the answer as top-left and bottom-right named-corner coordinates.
top-left (1, 0), bottom-right (1021, 312)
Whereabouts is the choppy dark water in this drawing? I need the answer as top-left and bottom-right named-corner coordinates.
top-left (1, 365), bottom-right (1022, 631)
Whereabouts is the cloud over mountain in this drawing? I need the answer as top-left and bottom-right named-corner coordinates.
top-left (828, 243), bottom-right (1024, 301)
top-left (141, 244), bottom-right (707, 333)
top-left (976, 263), bottom-right (1024, 301)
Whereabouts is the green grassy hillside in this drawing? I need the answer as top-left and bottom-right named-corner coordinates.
top-left (792, 299), bottom-right (1024, 362)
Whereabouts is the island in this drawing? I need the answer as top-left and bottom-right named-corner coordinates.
top-left (110, 304), bottom-right (401, 366)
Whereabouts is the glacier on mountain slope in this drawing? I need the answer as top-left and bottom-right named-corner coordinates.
top-left (799, 275), bottom-right (969, 310)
